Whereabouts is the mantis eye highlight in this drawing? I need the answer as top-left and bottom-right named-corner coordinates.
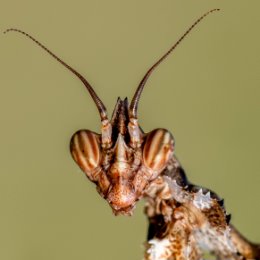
top-left (70, 130), bottom-right (101, 179)
top-left (143, 129), bottom-right (174, 172)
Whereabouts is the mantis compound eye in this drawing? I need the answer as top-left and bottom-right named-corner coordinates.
top-left (143, 129), bottom-right (174, 172)
top-left (70, 130), bottom-right (101, 180)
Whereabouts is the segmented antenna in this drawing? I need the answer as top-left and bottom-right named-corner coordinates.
top-left (129, 8), bottom-right (220, 119)
top-left (4, 28), bottom-right (108, 121)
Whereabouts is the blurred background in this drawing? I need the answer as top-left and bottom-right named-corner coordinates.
top-left (0, 1), bottom-right (259, 259)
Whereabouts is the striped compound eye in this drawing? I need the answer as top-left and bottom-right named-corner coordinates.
top-left (70, 130), bottom-right (101, 179)
top-left (143, 129), bottom-right (174, 172)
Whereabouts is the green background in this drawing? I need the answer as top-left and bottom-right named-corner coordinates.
top-left (0, 1), bottom-right (259, 259)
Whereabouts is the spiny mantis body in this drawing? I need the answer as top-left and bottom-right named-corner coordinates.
top-left (5, 8), bottom-right (260, 260)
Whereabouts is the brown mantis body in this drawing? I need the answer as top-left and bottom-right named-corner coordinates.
top-left (5, 8), bottom-right (260, 260)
